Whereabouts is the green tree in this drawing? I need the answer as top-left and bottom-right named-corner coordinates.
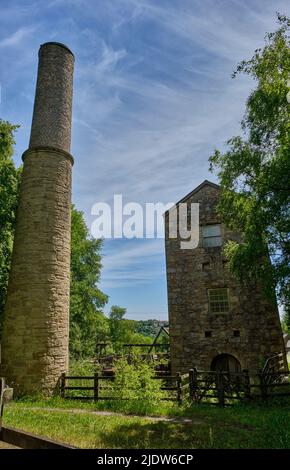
top-left (109, 305), bottom-right (127, 351)
top-left (109, 306), bottom-right (151, 353)
top-left (209, 14), bottom-right (290, 308)
top-left (0, 120), bottom-right (21, 334)
top-left (70, 206), bottom-right (109, 358)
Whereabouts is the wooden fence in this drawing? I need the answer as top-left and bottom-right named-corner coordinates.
top-left (60, 368), bottom-right (290, 407)
top-left (60, 372), bottom-right (187, 403)
top-left (60, 373), bottom-right (114, 401)
top-left (188, 368), bottom-right (290, 406)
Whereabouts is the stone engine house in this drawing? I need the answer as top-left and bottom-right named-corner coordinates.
top-left (165, 180), bottom-right (286, 374)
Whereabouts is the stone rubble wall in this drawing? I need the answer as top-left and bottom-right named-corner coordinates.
top-left (165, 183), bottom-right (287, 374)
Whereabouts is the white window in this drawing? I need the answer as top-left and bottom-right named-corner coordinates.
top-left (208, 288), bottom-right (229, 313)
top-left (202, 224), bottom-right (222, 248)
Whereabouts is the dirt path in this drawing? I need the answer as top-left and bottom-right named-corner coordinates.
top-left (17, 406), bottom-right (197, 424)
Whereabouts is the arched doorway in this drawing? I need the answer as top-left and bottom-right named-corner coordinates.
top-left (211, 354), bottom-right (241, 373)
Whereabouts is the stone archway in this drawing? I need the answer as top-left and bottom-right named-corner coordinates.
top-left (211, 354), bottom-right (241, 373)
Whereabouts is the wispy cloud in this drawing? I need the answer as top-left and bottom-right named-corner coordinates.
top-left (0, 26), bottom-right (36, 47)
top-left (0, 0), bottom-right (288, 317)
top-left (96, 41), bottom-right (127, 77)
top-left (100, 239), bottom-right (165, 289)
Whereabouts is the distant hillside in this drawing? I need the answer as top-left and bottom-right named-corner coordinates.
top-left (135, 319), bottom-right (169, 339)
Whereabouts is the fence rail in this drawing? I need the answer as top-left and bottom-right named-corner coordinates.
top-left (188, 368), bottom-right (290, 406)
top-left (60, 372), bottom-right (186, 403)
top-left (60, 367), bottom-right (290, 407)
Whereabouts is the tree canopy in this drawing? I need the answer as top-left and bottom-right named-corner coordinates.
top-left (209, 14), bottom-right (290, 308)
top-left (70, 206), bottom-right (109, 358)
top-left (108, 305), bottom-right (152, 353)
top-left (0, 119), bottom-right (21, 333)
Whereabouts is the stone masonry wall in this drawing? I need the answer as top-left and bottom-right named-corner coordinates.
top-left (165, 182), bottom-right (286, 374)
top-left (29, 42), bottom-right (74, 153)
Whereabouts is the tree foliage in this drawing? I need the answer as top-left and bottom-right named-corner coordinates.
top-left (109, 354), bottom-right (166, 404)
top-left (136, 320), bottom-right (168, 338)
top-left (109, 305), bottom-right (152, 353)
top-left (209, 14), bottom-right (290, 308)
top-left (0, 119), bottom-right (21, 333)
top-left (69, 210), bottom-right (151, 358)
top-left (282, 304), bottom-right (290, 333)
top-left (70, 206), bottom-right (109, 358)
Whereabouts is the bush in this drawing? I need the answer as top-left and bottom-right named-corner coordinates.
top-left (69, 358), bottom-right (98, 376)
top-left (110, 355), bottom-right (166, 404)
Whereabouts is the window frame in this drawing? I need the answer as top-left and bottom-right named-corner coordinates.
top-left (202, 224), bottom-right (222, 248)
top-left (207, 288), bottom-right (230, 314)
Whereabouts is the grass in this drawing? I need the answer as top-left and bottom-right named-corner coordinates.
top-left (3, 398), bottom-right (290, 449)
top-left (12, 394), bottom-right (180, 416)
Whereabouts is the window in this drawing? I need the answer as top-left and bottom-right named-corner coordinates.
top-left (208, 288), bottom-right (229, 313)
top-left (205, 331), bottom-right (212, 338)
top-left (233, 330), bottom-right (240, 337)
top-left (202, 224), bottom-right (222, 248)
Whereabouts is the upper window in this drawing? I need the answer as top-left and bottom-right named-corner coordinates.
top-left (208, 288), bottom-right (229, 313)
top-left (202, 224), bottom-right (222, 248)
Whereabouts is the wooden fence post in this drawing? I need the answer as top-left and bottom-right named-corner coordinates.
top-left (259, 372), bottom-right (267, 401)
top-left (243, 369), bottom-right (251, 401)
top-left (189, 368), bottom-right (198, 402)
top-left (217, 372), bottom-right (225, 407)
top-left (176, 372), bottom-right (182, 405)
top-left (60, 373), bottom-right (66, 399)
top-left (94, 372), bottom-right (99, 402)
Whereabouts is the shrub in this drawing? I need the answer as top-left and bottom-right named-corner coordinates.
top-left (110, 355), bottom-right (166, 404)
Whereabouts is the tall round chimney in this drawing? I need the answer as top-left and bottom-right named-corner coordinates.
top-left (1, 42), bottom-right (74, 395)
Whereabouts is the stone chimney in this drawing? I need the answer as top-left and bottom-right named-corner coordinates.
top-left (1, 42), bottom-right (74, 395)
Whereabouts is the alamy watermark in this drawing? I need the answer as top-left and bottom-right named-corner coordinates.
top-left (91, 195), bottom-right (200, 249)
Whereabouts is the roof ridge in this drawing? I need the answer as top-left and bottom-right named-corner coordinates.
top-left (165, 180), bottom-right (220, 214)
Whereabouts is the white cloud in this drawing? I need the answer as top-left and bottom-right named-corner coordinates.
top-left (100, 239), bottom-right (165, 288)
top-left (0, 26), bottom-right (36, 47)
top-left (2, 0), bottom-right (289, 314)
top-left (96, 41), bottom-right (127, 77)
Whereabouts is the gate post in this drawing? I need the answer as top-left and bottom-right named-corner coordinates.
top-left (189, 368), bottom-right (198, 401)
top-left (94, 372), bottom-right (99, 402)
top-left (176, 372), bottom-right (182, 405)
top-left (60, 373), bottom-right (66, 399)
top-left (217, 372), bottom-right (225, 407)
top-left (243, 369), bottom-right (251, 401)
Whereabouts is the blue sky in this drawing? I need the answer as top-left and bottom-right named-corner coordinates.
top-left (0, 0), bottom-right (288, 320)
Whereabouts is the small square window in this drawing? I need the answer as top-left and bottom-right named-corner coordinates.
top-left (202, 262), bottom-right (210, 270)
top-left (205, 331), bottom-right (212, 338)
top-left (233, 330), bottom-right (240, 337)
top-left (208, 288), bottom-right (229, 313)
top-left (202, 224), bottom-right (222, 248)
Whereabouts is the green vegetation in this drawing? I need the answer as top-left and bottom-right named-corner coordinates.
top-left (135, 320), bottom-right (168, 339)
top-left (66, 355), bottom-right (171, 410)
top-left (70, 206), bottom-right (109, 358)
top-left (0, 120), bottom-right (21, 334)
top-left (3, 399), bottom-right (290, 448)
top-left (108, 355), bottom-right (166, 404)
top-left (8, 394), bottom-right (178, 417)
top-left (108, 306), bottom-right (152, 353)
top-left (282, 304), bottom-right (290, 333)
top-left (209, 14), bottom-right (290, 310)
